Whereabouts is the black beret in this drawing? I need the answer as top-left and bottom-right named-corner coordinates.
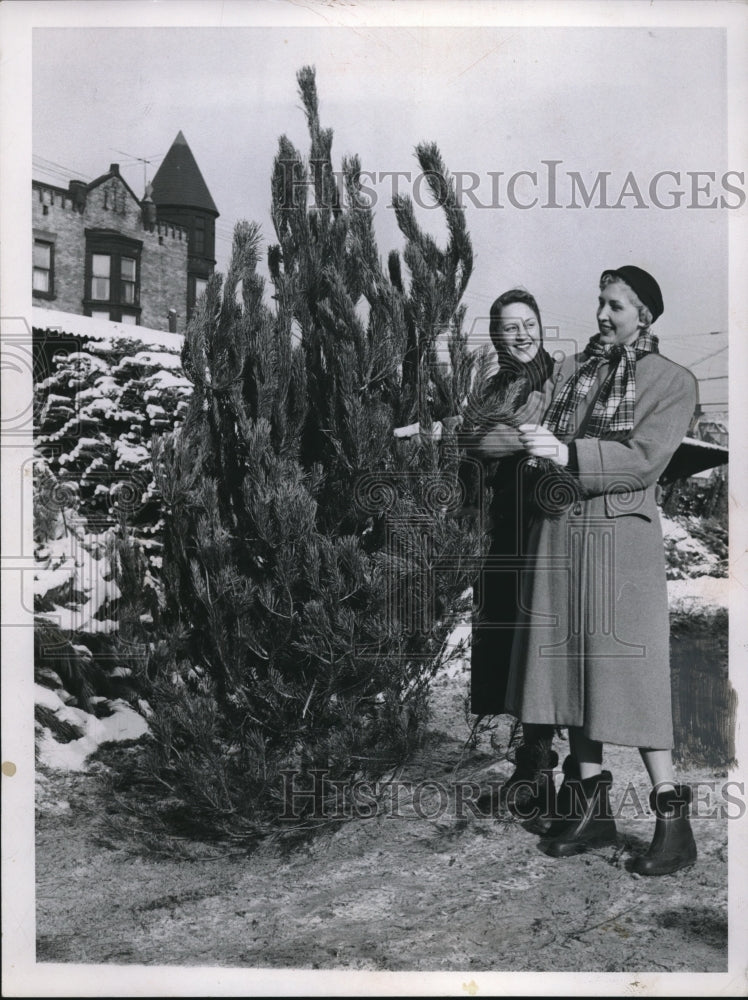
top-left (600, 265), bottom-right (664, 322)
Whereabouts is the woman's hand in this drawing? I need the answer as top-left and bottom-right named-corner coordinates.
top-left (393, 421), bottom-right (444, 446)
top-left (393, 422), bottom-right (421, 440)
top-left (518, 424), bottom-right (569, 467)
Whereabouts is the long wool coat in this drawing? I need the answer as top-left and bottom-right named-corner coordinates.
top-left (470, 381), bottom-right (551, 716)
top-left (469, 381), bottom-right (557, 717)
top-left (498, 349), bottom-right (698, 748)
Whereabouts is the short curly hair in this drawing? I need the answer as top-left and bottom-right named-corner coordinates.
top-left (599, 272), bottom-right (653, 333)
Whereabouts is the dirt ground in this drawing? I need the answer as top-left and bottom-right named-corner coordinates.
top-left (35, 658), bottom-right (729, 973)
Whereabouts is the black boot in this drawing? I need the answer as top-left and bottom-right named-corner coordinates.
top-left (542, 768), bottom-right (617, 857)
top-left (631, 785), bottom-right (697, 876)
top-left (544, 754), bottom-right (580, 838)
top-left (476, 726), bottom-right (557, 826)
top-left (502, 727), bottom-right (558, 833)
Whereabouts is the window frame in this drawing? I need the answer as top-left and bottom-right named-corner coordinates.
top-left (32, 235), bottom-right (55, 300)
top-left (193, 216), bottom-right (206, 256)
top-left (83, 230), bottom-right (143, 324)
top-left (188, 272), bottom-right (210, 319)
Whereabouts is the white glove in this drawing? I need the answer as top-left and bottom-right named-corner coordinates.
top-left (518, 424), bottom-right (569, 466)
top-left (393, 421), bottom-right (443, 441)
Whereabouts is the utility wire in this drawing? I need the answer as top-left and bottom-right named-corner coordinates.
top-left (33, 154), bottom-right (91, 181)
top-left (688, 345), bottom-right (728, 368)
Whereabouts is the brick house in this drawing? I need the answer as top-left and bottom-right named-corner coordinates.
top-left (32, 132), bottom-right (219, 333)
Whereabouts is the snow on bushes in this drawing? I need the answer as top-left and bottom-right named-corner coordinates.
top-left (34, 320), bottom-right (191, 560)
top-left (33, 317), bottom-right (191, 766)
top-left (662, 513), bottom-right (727, 580)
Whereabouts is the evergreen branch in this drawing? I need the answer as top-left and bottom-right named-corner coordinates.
top-left (301, 679), bottom-right (317, 718)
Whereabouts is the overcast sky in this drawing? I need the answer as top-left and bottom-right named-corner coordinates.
top-left (32, 24), bottom-right (731, 406)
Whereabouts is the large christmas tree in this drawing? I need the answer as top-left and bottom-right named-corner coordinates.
top-left (121, 67), bottom-right (484, 840)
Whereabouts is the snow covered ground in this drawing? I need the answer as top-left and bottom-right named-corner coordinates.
top-left (667, 574), bottom-right (729, 615)
top-left (35, 684), bottom-right (148, 772)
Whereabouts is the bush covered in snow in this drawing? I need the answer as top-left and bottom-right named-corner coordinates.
top-left (34, 323), bottom-right (191, 572)
top-left (662, 512), bottom-right (728, 580)
top-left (32, 455), bottom-right (145, 758)
top-left (33, 324), bottom-right (189, 763)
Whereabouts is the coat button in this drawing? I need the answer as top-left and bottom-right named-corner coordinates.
top-left (572, 501), bottom-right (583, 515)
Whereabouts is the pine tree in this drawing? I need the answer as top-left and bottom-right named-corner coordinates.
top-left (123, 67), bottom-right (483, 841)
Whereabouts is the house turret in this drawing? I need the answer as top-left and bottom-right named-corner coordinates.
top-left (150, 131), bottom-right (219, 317)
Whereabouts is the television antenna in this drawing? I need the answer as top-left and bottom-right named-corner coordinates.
top-left (110, 148), bottom-right (164, 191)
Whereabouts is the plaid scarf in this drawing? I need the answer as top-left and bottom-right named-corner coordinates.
top-left (543, 331), bottom-right (659, 439)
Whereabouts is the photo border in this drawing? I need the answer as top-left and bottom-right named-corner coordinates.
top-left (2, 1), bottom-right (746, 995)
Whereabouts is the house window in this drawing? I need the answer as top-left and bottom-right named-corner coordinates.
top-left (193, 217), bottom-right (205, 255)
top-left (84, 230), bottom-right (142, 323)
top-left (121, 257), bottom-right (137, 304)
top-left (91, 254), bottom-right (111, 300)
top-left (33, 239), bottom-right (54, 298)
top-left (188, 273), bottom-right (210, 319)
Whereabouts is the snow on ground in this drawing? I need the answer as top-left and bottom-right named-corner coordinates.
top-left (440, 592), bottom-right (472, 679)
top-left (35, 684), bottom-right (148, 772)
top-left (667, 574), bottom-right (728, 614)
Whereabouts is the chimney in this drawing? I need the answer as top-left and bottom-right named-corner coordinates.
top-left (68, 179), bottom-right (87, 210)
top-left (168, 309), bottom-right (178, 333)
top-left (109, 163), bottom-right (120, 176)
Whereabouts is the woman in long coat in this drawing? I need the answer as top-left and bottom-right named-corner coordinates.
top-left (397, 289), bottom-right (562, 815)
top-left (503, 265), bottom-right (698, 875)
top-left (460, 288), bottom-right (580, 820)
top-left (469, 289), bottom-right (556, 716)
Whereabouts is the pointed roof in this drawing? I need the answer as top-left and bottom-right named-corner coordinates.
top-left (150, 131), bottom-right (218, 215)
